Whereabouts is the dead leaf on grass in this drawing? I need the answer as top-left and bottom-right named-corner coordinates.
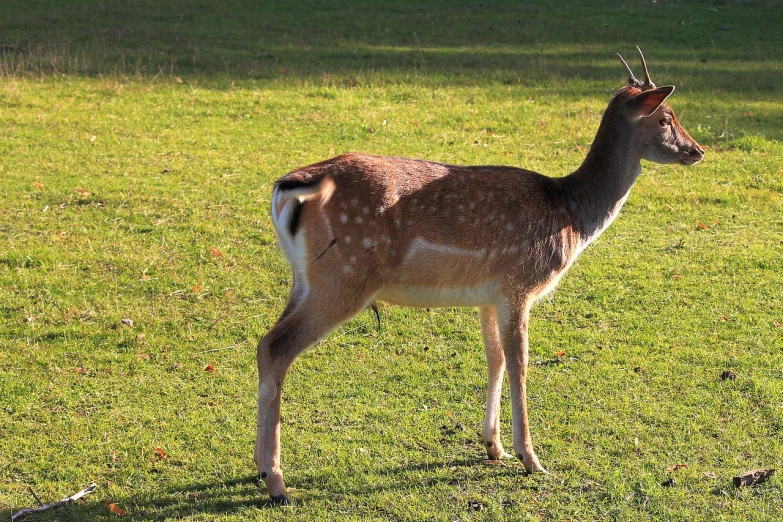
top-left (75, 187), bottom-right (92, 196)
top-left (720, 370), bottom-right (737, 381)
top-left (204, 363), bottom-right (214, 373)
top-left (665, 463), bottom-right (688, 473)
top-left (733, 468), bottom-right (775, 488)
top-left (108, 502), bottom-right (127, 516)
top-left (209, 246), bottom-right (222, 257)
top-left (467, 500), bottom-right (485, 511)
top-left (154, 447), bottom-right (167, 460)
top-left (482, 459), bottom-right (503, 465)
top-left (33, 181), bottom-right (44, 189)
top-left (120, 318), bottom-right (133, 327)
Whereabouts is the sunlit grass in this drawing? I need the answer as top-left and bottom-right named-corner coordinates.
top-left (1, 1), bottom-right (782, 521)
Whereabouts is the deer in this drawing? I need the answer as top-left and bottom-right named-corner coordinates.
top-left (254, 48), bottom-right (704, 503)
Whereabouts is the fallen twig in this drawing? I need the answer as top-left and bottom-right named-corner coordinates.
top-left (197, 341), bottom-right (245, 354)
top-left (12, 483), bottom-right (98, 521)
top-left (0, 33), bottom-right (39, 53)
top-left (26, 486), bottom-right (44, 507)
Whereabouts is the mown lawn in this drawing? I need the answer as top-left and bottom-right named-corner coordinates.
top-left (1, 1), bottom-right (781, 520)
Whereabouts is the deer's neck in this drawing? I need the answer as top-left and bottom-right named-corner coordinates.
top-left (560, 119), bottom-right (642, 251)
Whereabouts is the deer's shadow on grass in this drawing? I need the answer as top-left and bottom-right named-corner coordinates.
top-left (92, 456), bottom-right (540, 519)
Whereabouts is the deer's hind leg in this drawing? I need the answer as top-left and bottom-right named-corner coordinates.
top-left (254, 279), bottom-right (378, 503)
top-left (480, 306), bottom-right (512, 460)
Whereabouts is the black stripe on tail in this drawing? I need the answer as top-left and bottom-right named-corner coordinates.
top-left (288, 200), bottom-right (305, 236)
top-left (275, 178), bottom-right (314, 191)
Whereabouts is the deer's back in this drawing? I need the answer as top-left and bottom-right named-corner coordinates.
top-left (277, 153), bottom-right (578, 305)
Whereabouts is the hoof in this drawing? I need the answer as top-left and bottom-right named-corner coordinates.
top-left (516, 453), bottom-right (547, 474)
top-left (486, 450), bottom-right (513, 461)
top-left (270, 493), bottom-right (290, 505)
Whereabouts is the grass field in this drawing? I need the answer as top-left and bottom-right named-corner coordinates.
top-left (1, 0), bottom-right (782, 520)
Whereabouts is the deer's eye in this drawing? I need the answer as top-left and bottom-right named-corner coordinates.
top-left (659, 118), bottom-right (671, 127)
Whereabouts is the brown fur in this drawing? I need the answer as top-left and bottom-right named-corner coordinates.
top-left (254, 64), bottom-right (704, 502)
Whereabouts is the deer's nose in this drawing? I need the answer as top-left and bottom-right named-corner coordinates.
top-left (688, 144), bottom-right (705, 157)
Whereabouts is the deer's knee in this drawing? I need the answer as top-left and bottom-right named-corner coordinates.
top-left (258, 379), bottom-right (279, 409)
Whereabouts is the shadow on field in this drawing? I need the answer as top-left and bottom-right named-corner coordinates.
top-left (77, 457), bottom-right (535, 518)
top-left (1, 0), bottom-right (781, 96)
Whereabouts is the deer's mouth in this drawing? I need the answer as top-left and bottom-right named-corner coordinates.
top-left (680, 145), bottom-right (705, 166)
top-left (680, 157), bottom-right (702, 165)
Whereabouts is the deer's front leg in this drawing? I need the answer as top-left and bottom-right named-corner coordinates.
top-left (498, 301), bottom-right (546, 473)
top-left (479, 306), bottom-right (511, 460)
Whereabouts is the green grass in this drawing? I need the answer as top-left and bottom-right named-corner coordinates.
top-left (1, 0), bottom-right (782, 520)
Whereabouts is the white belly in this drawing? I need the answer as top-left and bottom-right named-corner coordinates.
top-left (376, 279), bottom-right (498, 308)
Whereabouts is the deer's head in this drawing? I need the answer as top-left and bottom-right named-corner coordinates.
top-left (616, 47), bottom-right (704, 166)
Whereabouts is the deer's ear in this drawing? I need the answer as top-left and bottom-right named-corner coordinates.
top-left (629, 85), bottom-right (675, 118)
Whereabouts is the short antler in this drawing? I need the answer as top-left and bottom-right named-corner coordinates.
top-left (636, 46), bottom-right (657, 90)
top-left (618, 47), bottom-right (657, 90)
top-left (617, 52), bottom-right (643, 89)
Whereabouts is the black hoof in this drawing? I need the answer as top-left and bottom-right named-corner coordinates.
top-left (270, 493), bottom-right (290, 505)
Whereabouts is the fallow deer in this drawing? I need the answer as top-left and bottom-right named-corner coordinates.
top-left (254, 48), bottom-right (704, 503)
